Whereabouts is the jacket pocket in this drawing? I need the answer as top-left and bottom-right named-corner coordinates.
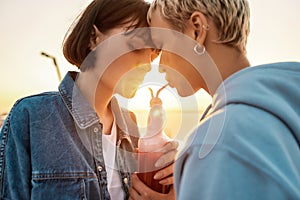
top-left (31, 172), bottom-right (97, 200)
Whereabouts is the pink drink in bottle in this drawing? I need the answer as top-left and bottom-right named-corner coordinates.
top-left (137, 85), bottom-right (171, 193)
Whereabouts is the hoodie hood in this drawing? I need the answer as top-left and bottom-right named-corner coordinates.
top-left (212, 62), bottom-right (300, 145)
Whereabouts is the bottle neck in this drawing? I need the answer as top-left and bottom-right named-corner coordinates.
top-left (138, 105), bottom-right (169, 152)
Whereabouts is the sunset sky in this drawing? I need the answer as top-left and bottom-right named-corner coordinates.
top-left (0, 0), bottom-right (299, 116)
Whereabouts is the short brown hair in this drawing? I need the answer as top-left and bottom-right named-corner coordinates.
top-left (63, 0), bottom-right (150, 68)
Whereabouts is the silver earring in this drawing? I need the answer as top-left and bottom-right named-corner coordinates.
top-left (194, 44), bottom-right (206, 56)
top-left (202, 24), bottom-right (210, 31)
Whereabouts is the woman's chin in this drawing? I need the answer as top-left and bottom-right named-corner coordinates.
top-left (118, 89), bottom-right (137, 99)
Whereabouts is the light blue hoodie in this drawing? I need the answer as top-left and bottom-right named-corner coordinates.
top-left (174, 62), bottom-right (300, 200)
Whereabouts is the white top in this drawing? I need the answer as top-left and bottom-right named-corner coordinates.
top-left (102, 121), bottom-right (124, 200)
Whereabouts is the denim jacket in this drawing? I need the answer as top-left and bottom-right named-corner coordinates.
top-left (0, 72), bottom-right (140, 200)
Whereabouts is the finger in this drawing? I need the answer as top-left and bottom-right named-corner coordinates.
top-left (131, 174), bottom-right (151, 196)
top-left (129, 186), bottom-right (141, 200)
top-left (154, 163), bottom-right (174, 180)
top-left (161, 140), bottom-right (179, 153)
top-left (131, 174), bottom-right (164, 200)
top-left (159, 176), bottom-right (174, 185)
top-left (131, 175), bottom-right (151, 199)
top-left (155, 150), bottom-right (177, 168)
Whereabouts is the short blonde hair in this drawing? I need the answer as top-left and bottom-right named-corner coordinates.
top-left (148, 0), bottom-right (250, 53)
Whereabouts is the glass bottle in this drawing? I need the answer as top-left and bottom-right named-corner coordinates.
top-left (137, 84), bottom-right (171, 193)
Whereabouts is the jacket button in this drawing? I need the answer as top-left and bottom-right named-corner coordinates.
top-left (94, 127), bottom-right (99, 133)
top-left (97, 166), bottom-right (103, 172)
top-left (123, 177), bottom-right (128, 184)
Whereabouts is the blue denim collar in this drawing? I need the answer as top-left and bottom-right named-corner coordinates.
top-left (58, 72), bottom-right (132, 133)
top-left (58, 72), bottom-right (99, 129)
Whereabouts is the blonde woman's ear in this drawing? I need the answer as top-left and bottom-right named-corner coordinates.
top-left (89, 25), bottom-right (102, 51)
top-left (190, 11), bottom-right (208, 45)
